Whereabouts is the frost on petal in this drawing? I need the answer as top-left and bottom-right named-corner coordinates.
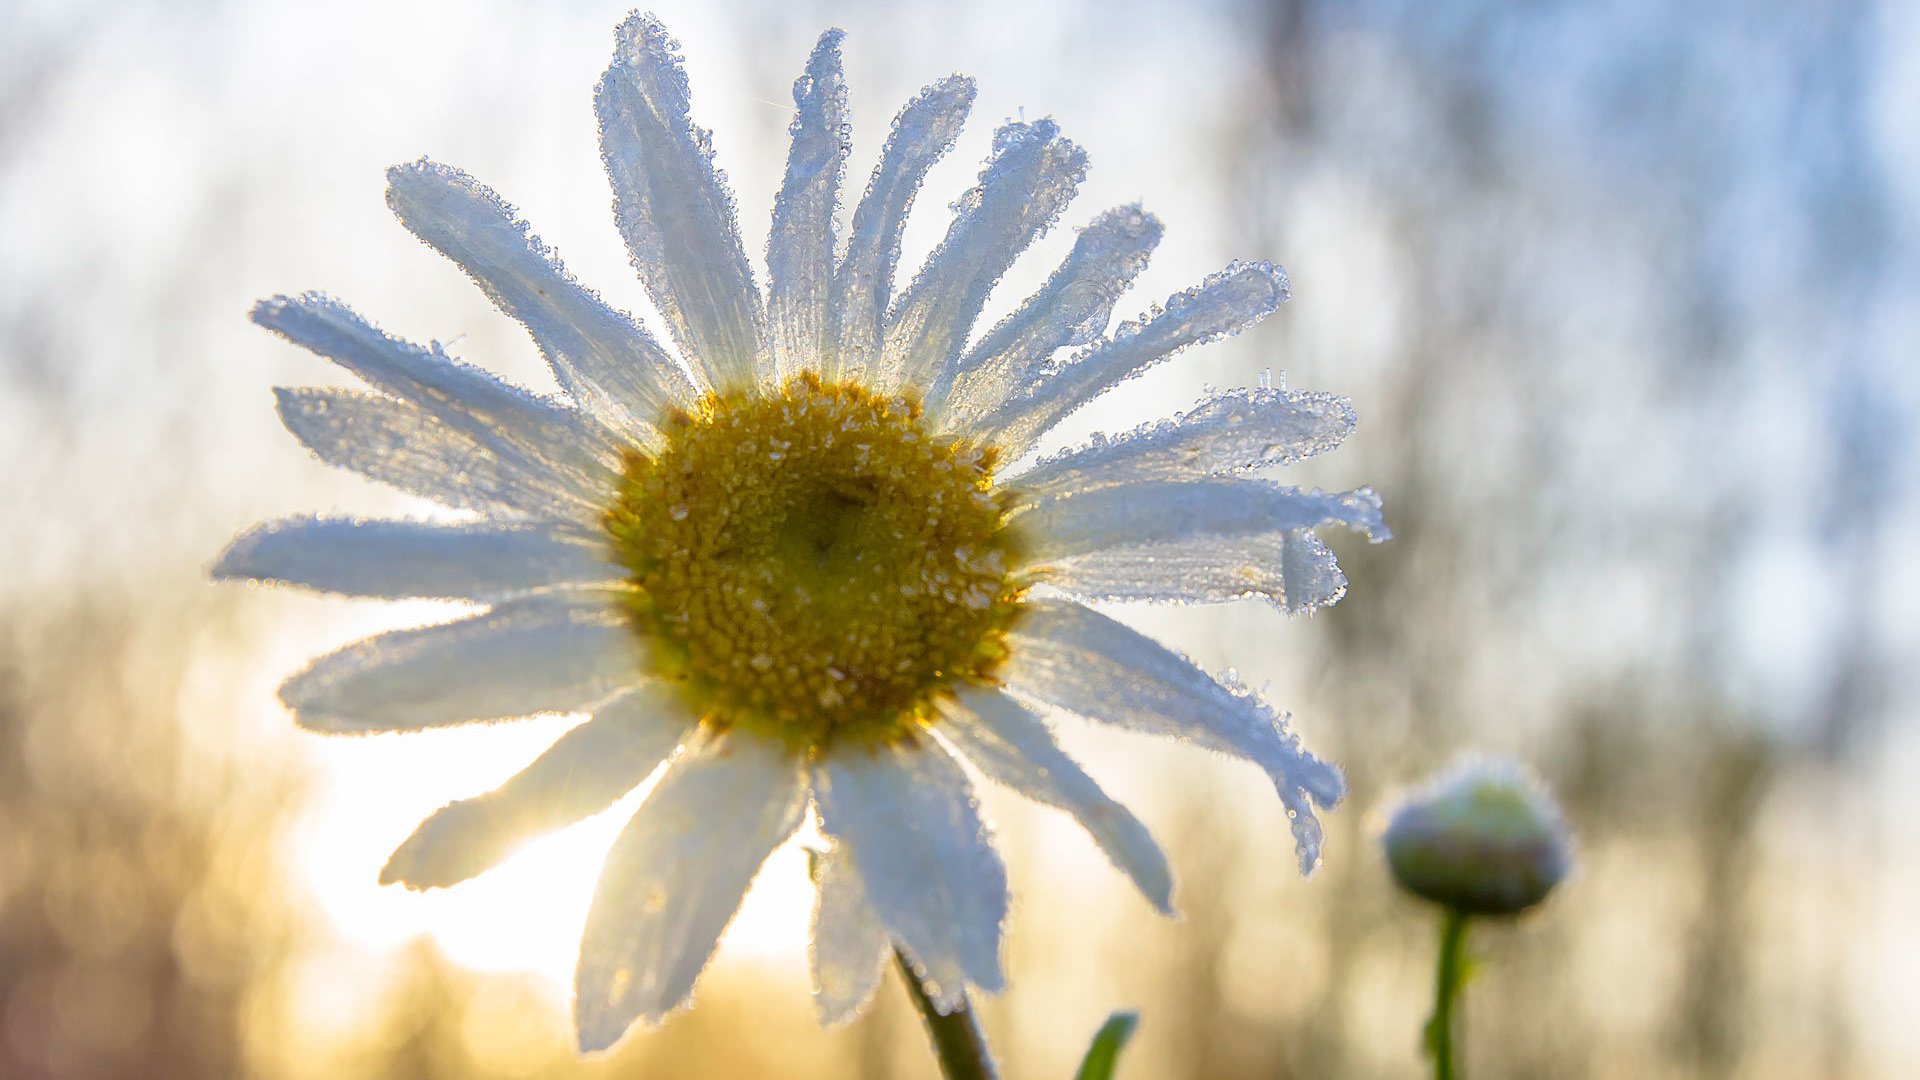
top-left (597, 14), bottom-right (764, 392)
top-left (880, 120), bottom-right (1089, 397)
top-left (809, 842), bottom-right (890, 1027)
top-left (1012, 386), bottom-right (1357, 501)
top-left (826, 75), bottom-right (976, 382)
top-left (574, 731), bottom-right (805, 1050)
top-left (938, 688), bottom-right (1173, 913)
top-left (279, 595), bottom-right (646, 734)
top-left (815, 740), bottom-right (1006, 1011)
top-left (212, 517), bottom-right (617, 600)
top-left (381, 684), bottom-right (688, 889)
top-left (1020, 477), bottom-right (1388, 563)
top-left (1045, 529), bottom-right (1350, 615)
top-left (1002, 599), bottom-right (1344, 872)
top-left (273, 388), bottom-right (594, 520)
top-left (965, 262), bottom-right (1289, 457)
top-left (387, 159), bottom-right (699, 432)
top-left (766, 30), bottom-right (849, 384)
top-left (251, 295), bottom-right (623, 507)
top-left (938, 205), bottom-right (1161, 424)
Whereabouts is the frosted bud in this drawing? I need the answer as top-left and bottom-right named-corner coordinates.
top-left (1381, 757), bottom-right (1572, 916)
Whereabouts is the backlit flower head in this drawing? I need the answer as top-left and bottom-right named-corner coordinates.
top-left (215, 12), bottom-right (1387, 1052)
top-left (1381, 757), bottom-right (1573, 916)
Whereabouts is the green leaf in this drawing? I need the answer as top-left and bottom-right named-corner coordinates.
top-left (1073, 1011), bottom-right (1139, 1080)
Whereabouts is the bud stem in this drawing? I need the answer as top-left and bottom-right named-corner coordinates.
top-left (895, 947), bottom-right (999, 1080)
top-left (1425, 907), bottom-right (1471, 1080)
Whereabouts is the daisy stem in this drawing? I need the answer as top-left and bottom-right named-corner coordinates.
top-left (894, 948), bottom-right (998, 1080)
top-left (1425, 907), bottom-right (1471, 1080)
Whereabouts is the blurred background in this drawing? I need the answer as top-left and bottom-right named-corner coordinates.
top-left (3, 0), bottom-right (1916, 1076)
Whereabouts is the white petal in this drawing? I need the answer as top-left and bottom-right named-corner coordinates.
top-left (213, 517), bottom-right (617, 600)
top-left (252, 295), bottom-right (622, 507)
top-left (1012, 386), bottom-right (1357, 501)
top-left (1002, 599), bottom-right (1344, 871)
top-left (381, 684), bottom-right (688, 889)
top-left (575, 730), bottom-right (806, 1050)
top-left (597, 14), bottom-right (763, 392)
top-left (815, 740), bottom-right (1006, 1011)
top-left (765, 31), bottom-right (849, 384)
top-left (274, 388), bottom-right (593, 519)
top-left (279, 595), bottom-right (645, 734)
top-left (809, 843), bottom-right (890, 1027)
top-left (938, 688), bottom-right (1173, 913)
top-left (1019, 478), bottom-right (1388, 563)
top-left (826, 75), bottom-right (976, 382)
top-left (937, 205), bottom-right (1162, 424)
top-left (963, 261), bottom-right (1289, 455)
top-left (1045, 530), bottom-right (1349, 614)
top-left (881, 120), bottom-right (1088, 396)
top-left (386, 159), bottom-right (699, 431)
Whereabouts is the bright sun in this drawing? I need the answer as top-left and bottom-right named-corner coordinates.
top-left (284, 606), bottom-right (817, 992)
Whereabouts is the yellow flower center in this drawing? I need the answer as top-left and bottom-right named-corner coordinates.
top-left (605, 373), bottom-right (1026, 753)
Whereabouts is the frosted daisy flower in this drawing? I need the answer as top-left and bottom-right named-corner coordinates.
top-left (216, 13), bottom-right (1386, 1051)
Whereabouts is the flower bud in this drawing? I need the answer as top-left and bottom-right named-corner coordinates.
top-left (1381, 757), bottom-right (1572, 916)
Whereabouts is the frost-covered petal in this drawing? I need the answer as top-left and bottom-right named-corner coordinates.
top-left (815, 740), bottom-right (1006, 1011)
top-left (212, 517), bottom-right (616, 600)
top-left (381, 684), bottom-right (688, 889)
top-left (938, 688), bottom-right (1173, 913)
top-left (597, 14), bottom-right (763, 392)
top-left (826, 75), bottom-right (976, 381)
top-left (386, 159), bottom-right (699, 431)
top-left (765, 30), bottom-right (849, 384)
top-left (575, 731), bottom-right (806, 1050)
top-left (808, 843), bottom-right (890, 1026)
top-left (881, 120), bottom-right (1088, 396)
top-left (1046, 530), bottom-right (1349, 614)
top-left (1013, 386), bottom-right (1357, 501)
top-left (279, 595), bottom-right (645, 734)
top-left (1020, 478), bottom-right (1388, 563)
top-left (962, 261), bottom-right (1289, 455)
top-left (1001, 599), bottom-right (1343, 871)
top-left (937, 205), bottom-right (1161, 422)
top-left (252, 295), bottom-right (622, 506)
top-left (273, 388), bottom-right (592, 519)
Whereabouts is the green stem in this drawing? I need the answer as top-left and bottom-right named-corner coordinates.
top-left (894, 948), bottom-right (998, 1080)
top-left (1426, 907), bottom-right (1471, 1080)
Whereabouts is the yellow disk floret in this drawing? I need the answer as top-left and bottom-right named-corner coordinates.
top-left (605, 373), bottom-right (1026, 753)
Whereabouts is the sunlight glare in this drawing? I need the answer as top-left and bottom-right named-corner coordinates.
top-left (289, 702), bottom-right (817, 996)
